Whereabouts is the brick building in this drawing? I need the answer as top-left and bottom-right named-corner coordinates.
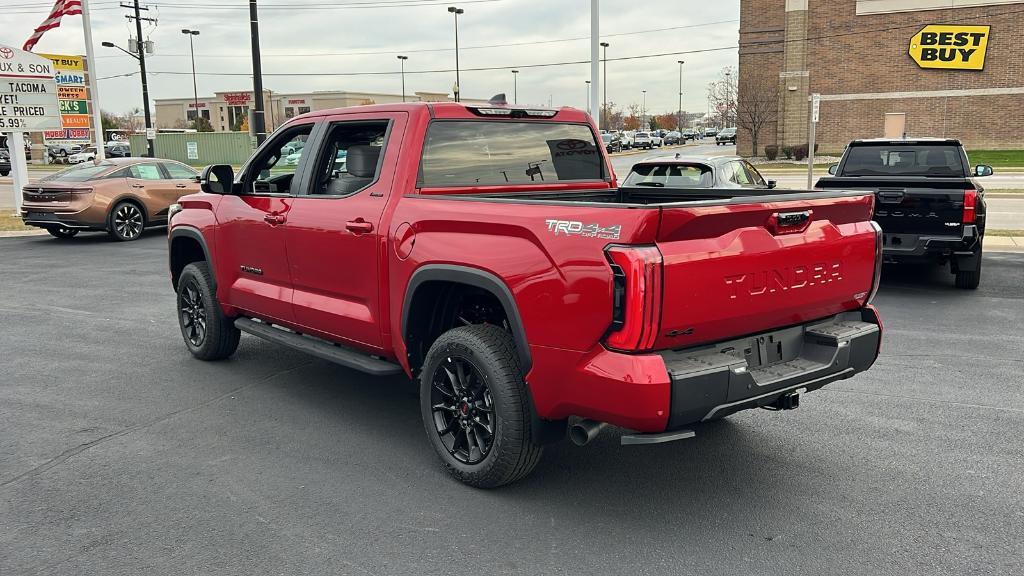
top-left (737, 0), bottom-right (1024, 155)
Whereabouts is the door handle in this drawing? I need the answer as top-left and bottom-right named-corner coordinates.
top-left (766, 210), bottom-right (813, 235)
top-left (175, 183), bottom-right (188, 188)
top-left (345, 219), bottom-right (374, 234)
top-left (264, 213), bottom-right (286, 225)
top-left (131, 184), bottom-right (145, 189)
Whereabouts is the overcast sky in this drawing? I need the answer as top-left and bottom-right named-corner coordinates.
top-left (2, 0), bottom-right (740, 116)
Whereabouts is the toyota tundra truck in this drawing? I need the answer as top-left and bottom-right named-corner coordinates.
top-left (817, 138), bottom-right (991, 289)
top-left (168, 100), bottom-right (883, 488)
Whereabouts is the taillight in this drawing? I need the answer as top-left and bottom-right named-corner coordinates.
top-left (866, 221), bottom-right (883, 305)
top-left (963, 189), bottom-right (977, 224)
top-left (604, 245), bottom-right (662, 352)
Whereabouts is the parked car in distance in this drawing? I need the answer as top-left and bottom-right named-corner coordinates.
top-left (0, 149), bottom-right (10, 177)
top-left (168, 101), bottom-right (883, 488)
top-left (623, 154), bottom-right (776, 191)
top-left (601, 132), bottom-right (622, 153)
top-left (20, 158), bottom-right (200, 241)
top-left (663, 131), bottom-right (682, 145)
top-left (682, 129), bottom-right (696, 141)
top-left (105, 143), bottom-right (132, 158)
top-left (816, 138), bottom-right (990, 289)
top-left (68, 146), bottom-right (99, 164)
top-left (716, 127), bottom-right (737, 145)
top-left (704, 128), bottom-right (719, 138)
top-left (48, 143), bottom-right (82, 160)
top-left (649, 131), bottom-right (664, 148)
top-left (620, 131), bottom-right (635, 150)
top-left (634, 131), bottom-right (654, 149)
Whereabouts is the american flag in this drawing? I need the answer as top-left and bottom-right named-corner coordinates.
top-left (23, 0), bottom-right (83, 52)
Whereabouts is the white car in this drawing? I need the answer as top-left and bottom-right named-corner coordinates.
top-left (634, 132), bottom-right (654, 149)
top-left (620, 131), bottom-right (635, 150)
top-left (67, 147), bottom-right (98, 164)
top-left (649, 132), bottom-right (664, 148)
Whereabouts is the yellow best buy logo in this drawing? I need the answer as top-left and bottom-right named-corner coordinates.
top-left (909, 25), bottom-right (990, 70)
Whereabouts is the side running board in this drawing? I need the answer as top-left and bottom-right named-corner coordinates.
top-left (234, 317), bottom-right (403, 376)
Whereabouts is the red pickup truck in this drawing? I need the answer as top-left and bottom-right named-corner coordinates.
top-left (168, 101), bottom-right (883, 487)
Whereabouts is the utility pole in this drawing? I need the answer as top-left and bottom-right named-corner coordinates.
top-left (589, 0), bottom-right (600, 126)
top-left (181, 29), bottom-right (200, 124)
top-left (249, 0), bottom-right (267, 144)
top-left (114, 1), bottom-right (156, 157)
top-left (585, 80), bottom-right (591, 111)
top-left (511, 69), bottom-right (518, 104)
top-left (397, 55), bottom-right (408, 102)
top-left (448, 6), bottom-right (464, 102)
top-left (677, 60), bottom-right (684, 132)
top-left (642, 89), bottom-right (646, 129)
top-left (600, 41), bottom-right (609, 129)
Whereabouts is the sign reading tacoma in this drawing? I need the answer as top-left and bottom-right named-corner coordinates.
top-left (909, 25), bottom-right (990, 70)
top-left (0, 44), bottom-right (61, 131)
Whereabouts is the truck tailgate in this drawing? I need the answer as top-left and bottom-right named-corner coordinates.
top-left (653, 193), bottom-right (879, 351)
top-left (818, 176), bottom-right (970, 237)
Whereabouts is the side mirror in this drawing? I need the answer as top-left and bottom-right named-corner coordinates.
top-left (828, 164), bottom-right (838, 175)
top-left (974, 164), bottom-right (993, 177)
top-left (200, 164), bottom-right (235, 194)
top-left (767, 179), bottom-right (777, 189)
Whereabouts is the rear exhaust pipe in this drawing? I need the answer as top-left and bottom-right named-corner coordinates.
top-left (569, 419), bottom-right (607, 446)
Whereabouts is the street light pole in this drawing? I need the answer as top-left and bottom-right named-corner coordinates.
top-left (677, 60), bottom-right (684, 132)
top-left (585, 80), bottom-right (591, 111)
top-left (249, 0), bottom-right (267, 144)
top-left (448, 6), bottom-right (464, 102)
top-left (642, 89), bottom-right (646, 129)
top-left (181, 29), bottom-right (200, 124)
top-left (397, 55), bottom-right (408, 102)
top-left (600, 41), bottom-right (609, 129)
top-left (511, 69), bottom-right (518, 104)
top-left (724, 69), bottom-right (732, 128)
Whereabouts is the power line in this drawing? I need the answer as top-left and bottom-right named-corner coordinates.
top-left (92, 18), bottom-right (740, 59)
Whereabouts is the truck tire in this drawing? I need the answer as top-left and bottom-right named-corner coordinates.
top-left (420, 324), bottom-right (543, 488)
top-left (176, 262), bottom-right (240, 360)
top-left (955, 247), bottom-right (982, 290)
top-left (47, 226), bottom-right (79, 239)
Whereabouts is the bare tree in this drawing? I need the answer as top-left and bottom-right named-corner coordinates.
top-left (623, 102), bottom-right (641, 131)
top-left (735, 73), bottom-right (779, 157)
top-left (600, 102), bottom-right (624, 130)
top-left (706, 66), bottom-right (738, 128)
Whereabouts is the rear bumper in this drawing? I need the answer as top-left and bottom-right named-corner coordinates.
top-left (882, 225), bottom-right (980, 259)
top-left (20, 208), bottom-right (99, 230)
top-left (527, 307), bottom-right (882, 433)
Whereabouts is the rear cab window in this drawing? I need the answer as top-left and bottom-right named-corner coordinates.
top-left (842, 144), bottom-right (966, 177)
top-left (420, 121), bottom-right (604, 187)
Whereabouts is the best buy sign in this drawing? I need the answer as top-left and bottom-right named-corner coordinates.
top-left (909, 25), bottom-right (990, 70)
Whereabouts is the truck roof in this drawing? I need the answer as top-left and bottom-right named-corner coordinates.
top-left (849, 137), bottom-right (962, 146)
top-left (293, 101), bottom-right (592, 124)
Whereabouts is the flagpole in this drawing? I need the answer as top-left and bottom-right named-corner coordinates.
top-left (80, 0), bottom-right (105, 160)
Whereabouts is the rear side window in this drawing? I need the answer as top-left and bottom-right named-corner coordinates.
top-left (130, 164), bottom-right (164, 180)
top-left (842, 145), bottom-right (965, 177)
top-left (162, 162), bottom-right (198, 179)
top-left (421, 121), bottom-right (603, 186)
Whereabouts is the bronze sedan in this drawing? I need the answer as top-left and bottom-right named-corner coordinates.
top-left (21, 158), bottom-right (200, 241)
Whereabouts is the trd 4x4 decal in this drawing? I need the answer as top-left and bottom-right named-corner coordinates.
top-left (545, 219), bottom-right (622, 240)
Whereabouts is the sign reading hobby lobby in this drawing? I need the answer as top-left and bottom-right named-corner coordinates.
top-left (909, 25), bottom-right (990, 71)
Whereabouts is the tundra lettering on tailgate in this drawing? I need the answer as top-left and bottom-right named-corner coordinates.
top-left (724, 261), bottom-right (842, 299)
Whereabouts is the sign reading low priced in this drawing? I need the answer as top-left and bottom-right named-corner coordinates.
top-left (909, 25), bottom-right (990, 70)
top-left (0, 44), bottom-right (61, 131)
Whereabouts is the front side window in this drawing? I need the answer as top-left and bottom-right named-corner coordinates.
top-left (130, 164), bottom-right (164, 180)
top-left (162, 162), bottom-right (198, 179)
top-left (421, 121), bottom-right (603, 187)
top-left (247, 124), bottom-right (314, 194)
top-left (742, 161), bottom-right (767, 186)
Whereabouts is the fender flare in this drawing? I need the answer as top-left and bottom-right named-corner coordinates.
top-left (168, 226), bottom-right (215, 290)
top-left (402, 264), bottom-right (531, 373)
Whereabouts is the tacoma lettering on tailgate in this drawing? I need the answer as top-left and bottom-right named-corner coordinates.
top-left (724, 261), bottom-right (842, 299)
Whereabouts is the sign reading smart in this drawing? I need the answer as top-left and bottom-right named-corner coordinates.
top-left (909, 25), bottom-right (990, 70)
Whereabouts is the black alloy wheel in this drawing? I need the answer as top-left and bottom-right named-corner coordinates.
top-left (109, 202), bottom-right (144, 241)
top-left (429, 355), bottom-right (496, 465)
top-left (179, 279), bottom-right (208, 348)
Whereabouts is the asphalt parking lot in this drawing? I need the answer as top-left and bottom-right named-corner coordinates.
top-left (1, 232), bottom-right (1022, 576)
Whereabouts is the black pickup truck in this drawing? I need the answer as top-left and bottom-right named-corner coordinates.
top-left (816, 138), bottom-right (992, 289)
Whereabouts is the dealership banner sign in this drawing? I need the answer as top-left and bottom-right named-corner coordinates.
top-left (909, 25), bottom-right (990, 70)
